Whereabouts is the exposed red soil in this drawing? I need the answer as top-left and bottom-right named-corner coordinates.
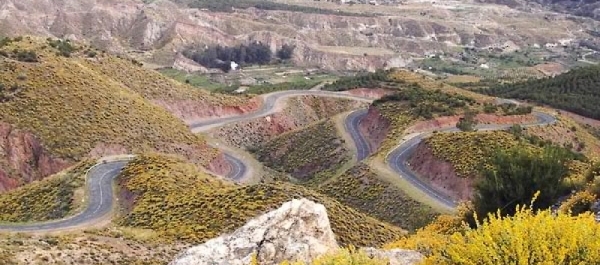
top-left (153, 97), bottom-right (262, 125)
top-left (346, 88), bottom-right (394, 99)
top-left (87, 141), bottom-right (231, 177)
top-left (406, 113), bottom-right (537, 133)
top-left (0, 122), bottom-right (71, 193)
top-left (358, 106), bottom-right (391, 152)
top-left (206, 152), bottom-right (232, 177)
top-left (408, 142), bottom-right (474, 201)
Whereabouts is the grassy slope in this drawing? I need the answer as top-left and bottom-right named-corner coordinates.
top-left (118, 154), bottom-right (405, 247)
top-left (318, 164), bottom-right (439, 232)
top-left (0, 160), bottom-right (94, 222)
top-left (253, 120), bottom-right (351, 182)
top-left (0, 37), bottom-right (220, 165)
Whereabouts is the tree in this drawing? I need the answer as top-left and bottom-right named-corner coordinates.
top-left (456, 111), bottom-right (476, 131)
top-left (276, 44), bottom-right (295, 60)
top-left (473, 145), bottom-right (572, 218)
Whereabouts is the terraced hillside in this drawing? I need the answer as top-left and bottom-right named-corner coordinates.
top-left (0, 37), bottom-right (233, 190)
top-left (117, 154), bottom-right (405, 247)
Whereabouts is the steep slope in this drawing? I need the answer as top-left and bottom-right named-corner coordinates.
top-left (0, 160), bottom-right (93, 222)
top-left (318, 164), bottom-right (439, 232)
top-left (0, 37), bottom-right (229, 190)
top-left (118, 154), bottom-right (406, 247)
top-left (253, 120), bottom-right (351, 183)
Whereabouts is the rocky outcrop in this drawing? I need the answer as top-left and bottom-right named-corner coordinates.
top-left (170, 198), bottom-right (423, 265)
top-left (170, 198), bottom-right (339, 265)
top-left (0, 122), bottom-right (71, 192)
top-left (358, 106), bottom-right (391, 152)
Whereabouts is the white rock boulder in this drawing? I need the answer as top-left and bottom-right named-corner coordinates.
top-left (169, 198), bottom-right (339, 265)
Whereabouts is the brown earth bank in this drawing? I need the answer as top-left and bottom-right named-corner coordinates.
top-left (88, 141), bottom-right (231, 177)
top-left (211, 96), bottom-right (368, 149)
top-left (346, 88), bottom-right (395, 99)
top-left (0, 122), bottom-right (71, 193)
top-left (407, 141), bottom-right (474, 201)
top-left (358, 106), bottom-right (391, 152)
top-left (406, 113), bottom-right (537, 133)
top-left (155, 97), bottom-right (262, 125)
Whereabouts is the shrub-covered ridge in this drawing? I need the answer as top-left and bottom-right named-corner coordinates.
top-left (118, 154), bottom-right (405, 247)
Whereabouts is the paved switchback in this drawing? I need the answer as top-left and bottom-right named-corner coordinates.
top-left (344, 106), bottom-right (557, 210)
top-left (0, 160), bottom-right (129, 232)
top-left (0, 90), bottom-right (374, 232)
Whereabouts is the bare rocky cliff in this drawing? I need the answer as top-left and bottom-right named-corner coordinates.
top-left (169, 198), bottom-right (423, 265)
top-left (0, 0), bottom-right (596, 70)
top-left (0, 122), bottom-right (71, 192)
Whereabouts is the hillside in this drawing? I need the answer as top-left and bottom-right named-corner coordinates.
top-left (0, 160), bottom-right (93, 222)
top-left (0, 0), bottom-right (597, 72)
top-left (318, 164), bottom-right (439, 231)
top-left (253, 120), bottom-right (351, 183)
top-left (0, 36), bottom-right (234, 190)
top-left (117, 154), bottom-right (406, 247)
top-left (481, 65), bottom-right (600, 119)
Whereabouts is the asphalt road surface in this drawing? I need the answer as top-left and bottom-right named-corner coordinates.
top-left (0, 90), bottom-right (373, 232)
top-left (344, 106), bottom-right (557, 209)
top-left (0, 161), bottom-right (129, 232)
top-left (0, 91), bottom-right (556, 231)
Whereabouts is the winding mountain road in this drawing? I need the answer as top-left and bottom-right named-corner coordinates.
top-left (0, 87), bottom-right (557, 231)
top-left (344, 108), bottom-right (557, 209)
top-left (0, 90), bottom-right (373, 232)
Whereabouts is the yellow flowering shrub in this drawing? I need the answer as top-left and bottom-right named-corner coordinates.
top-left (289, 246), bottom-right (389, 265)
top-left (388, 195), bottom-right (600, 265)
top-left (249, 246), bottom-right (389, 265)
top-left (559, 190), bottom-right (597, 215)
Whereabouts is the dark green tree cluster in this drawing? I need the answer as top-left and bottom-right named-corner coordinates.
top-left (480, 65), bottom-right (600, 119)
top-left (276, 44), bottom-right (295, 60)
top-left (474, 145), bottom-right (577, 219)
top-left (183, 42), bottom-right (278, 72)
top-left (456, 111), bottom-right (477, 131)
top-left (499, 103), bottom-right (532, 115)
top-left (373, 86), bottom-right (477, 119)
top-left (323, 69), bottom-right (394, 91)
top-left (13, 50), bottom-right (38, 62)
top-left (186, 0), bottom-right (368, 16)
top-left (47, 38), bottom-right (76, 57)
